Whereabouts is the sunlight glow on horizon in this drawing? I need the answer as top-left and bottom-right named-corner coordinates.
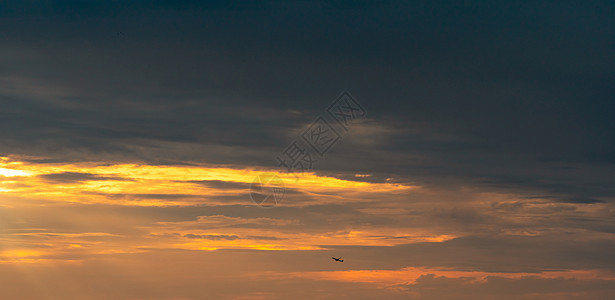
top-left (0, 168), bottom-right (31, 177)
top-left (0, 156), bottom-right (414, 206)
top-left (0, 155), bottom-right (424, 261)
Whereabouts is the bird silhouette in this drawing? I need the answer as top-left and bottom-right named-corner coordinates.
top-left (332, 257), bottom-right (343, 262)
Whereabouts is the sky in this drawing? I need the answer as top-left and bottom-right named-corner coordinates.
top-left (0, 1), bottom-right (614, 299)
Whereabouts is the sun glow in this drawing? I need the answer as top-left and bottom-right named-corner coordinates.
top-left (0, 156), bottom-right (414, 206)
top-left (0, 168), bottom-right (31, 177)
top-left (0, 156), bottom-right (422, 265)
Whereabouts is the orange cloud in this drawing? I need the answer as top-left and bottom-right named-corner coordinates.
top-left (0, 156), bottom-right (414, 206)
top-left (284, 267), bottom-right (615, 288)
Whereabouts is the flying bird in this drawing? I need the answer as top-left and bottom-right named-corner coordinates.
top-left (332, 257), bottom-right (343, 262)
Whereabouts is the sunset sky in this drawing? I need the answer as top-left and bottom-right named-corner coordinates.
top-left (1, 1), bottom-right (614, 299)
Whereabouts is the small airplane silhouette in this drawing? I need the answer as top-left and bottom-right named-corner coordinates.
top-left (332, 257), bottom-right (343, 262)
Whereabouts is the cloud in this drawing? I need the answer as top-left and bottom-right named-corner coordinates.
top-left (39, 171), bottom-right (133, 183)
top-left (402, 274), bottom-right (615, 300)
top-left (183, 233), bottom-right (239, 240)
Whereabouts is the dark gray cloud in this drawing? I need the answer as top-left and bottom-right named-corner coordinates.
top-left (2, 0), bottom-right (613, 206)
top-left (183, 233), bottom-right (238, 240)
top-left (39, 171), bottom-right (133, 183)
